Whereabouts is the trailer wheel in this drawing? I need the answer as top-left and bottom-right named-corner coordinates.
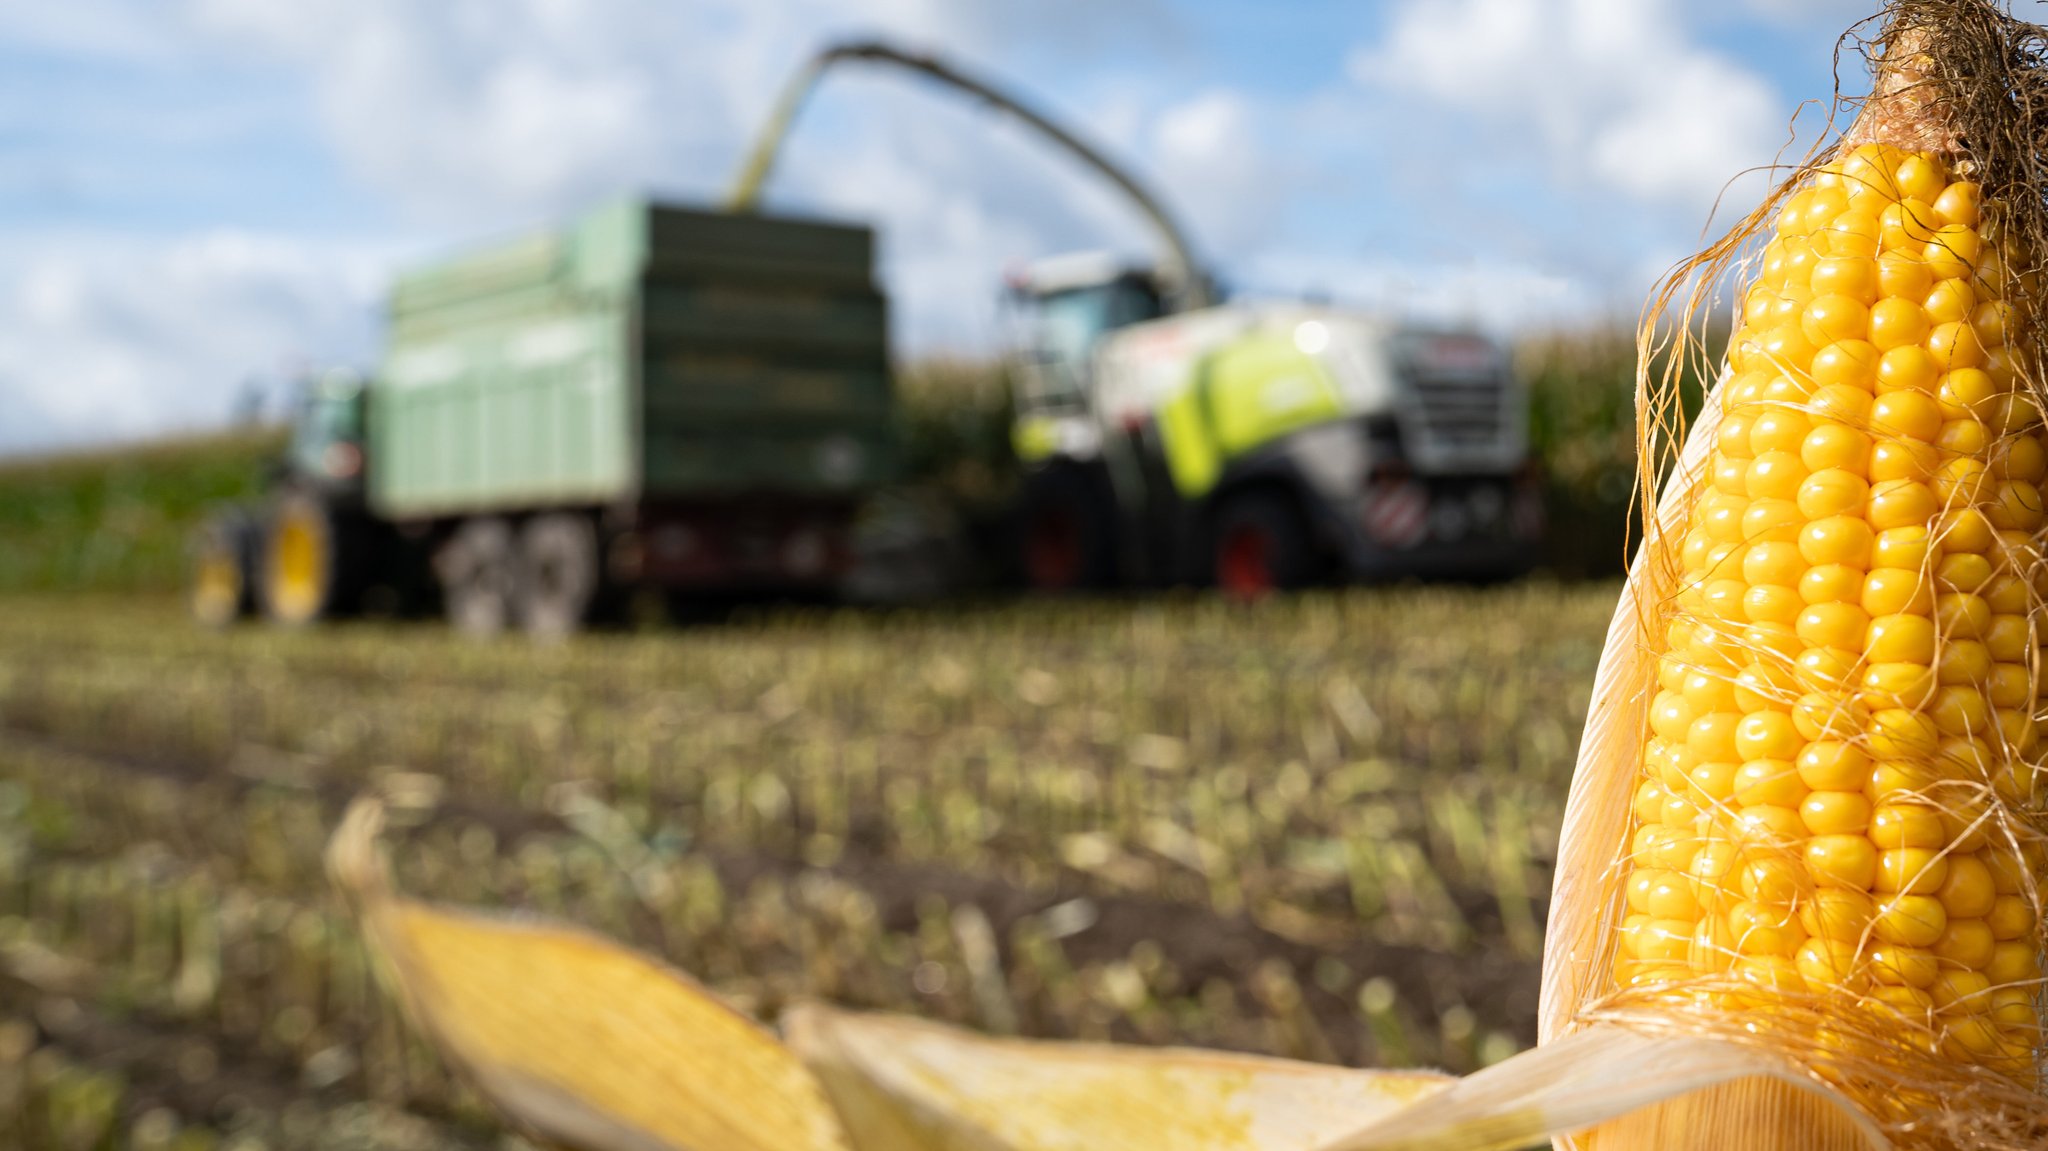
top-left (439, 518), bottom-right (517, 637)
top-left (1213, 490), bottom-right (1317, 602)
top-left (517, 514), bottom-right (599, 640)
top-left (190, 511), bottom-right (255, 628)
top-left (1018, 466), bottom-right (1116, 592)
top-left (261, 490), bottom-right (358, 625)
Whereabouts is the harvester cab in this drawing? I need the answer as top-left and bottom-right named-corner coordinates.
top-left (1004, 253), bottom-right (1166, 436)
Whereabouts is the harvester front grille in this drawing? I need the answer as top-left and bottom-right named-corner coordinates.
top-left (1409, 377), bottom-right (1510, 448)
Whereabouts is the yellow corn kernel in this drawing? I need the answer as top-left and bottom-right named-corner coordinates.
top-left (1610, 148), bottom-right (2043, 1083)
top-left (1873, 894), bottom-right (1949, 947)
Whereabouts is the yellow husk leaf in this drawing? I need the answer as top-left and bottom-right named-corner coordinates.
top-left (1536, 371), bottom-right (1724, 1048)
top-left (331, 798), bottom-right (1466, 1151)
top-left (786, 1002), bottom-right (1453, 1151)
top-left (328, 799), bottom-right (850, 1151)
top-left (328, 794), bottom-right (1885, 1151)
top-left (1321, 1025), bottom-right (1883, 1151)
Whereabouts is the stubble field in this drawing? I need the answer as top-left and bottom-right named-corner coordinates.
top-left (0, 584), bottom-right (1613, 1149)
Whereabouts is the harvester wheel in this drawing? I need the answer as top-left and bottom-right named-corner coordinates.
top-left (517, 514), bottom-right (599, 640)
top-left (190, 511), bottom-right (255, 627)
top-left (260, 491), bottom-right (357, 625)
top-left (439, 518), bottom-right (517, 638)
top-left (1213, 490), bottom-right (1316, 601)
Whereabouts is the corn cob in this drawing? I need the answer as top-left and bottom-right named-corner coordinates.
top-left (1612, 134), bottom-right (2042, 1065)
top-left (1564, 6), bottom-right (2048, 1146)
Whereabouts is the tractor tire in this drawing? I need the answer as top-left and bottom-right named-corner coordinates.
top-left (259, 490), bottom-right (361, 625)
top-left (1017, 466), bottom-right (1118, 592)
top-left (517, 513), bottom-right (599, 640)
top-left (190, 510), bottom-right (256, 628)
top-left (1212, 489), bottom-right (1319, 601)
top-left (438, 518), bottom-right (518, 638)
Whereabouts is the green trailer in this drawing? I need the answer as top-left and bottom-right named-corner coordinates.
top-left (193, 197), bottom-right (898, 636)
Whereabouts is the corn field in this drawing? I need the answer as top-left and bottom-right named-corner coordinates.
top-left (0, 586), bottom-right (1610, 1149)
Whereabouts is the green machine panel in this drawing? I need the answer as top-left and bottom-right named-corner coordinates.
top-left (370, 197), bottom-right (895, 520)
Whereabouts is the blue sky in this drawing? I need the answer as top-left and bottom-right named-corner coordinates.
top-left (0, 0), bottom-right (1938, 450)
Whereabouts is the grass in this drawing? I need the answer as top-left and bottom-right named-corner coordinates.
top-left (0, 427), bottom-right (284, 596)
top-left (0, 585), bottom-right (1613, 1145)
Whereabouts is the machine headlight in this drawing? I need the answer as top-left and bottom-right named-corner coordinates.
top-left (1293, 320), bottom-right (1330, 355)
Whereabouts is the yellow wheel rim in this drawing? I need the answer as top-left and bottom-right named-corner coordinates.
top-left (191, 546), bottom-right (241, 626)
top-left (268, 508), bottom-right (327, 623)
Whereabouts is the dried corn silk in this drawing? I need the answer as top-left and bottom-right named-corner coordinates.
top-left (1540, 3), bottom-right (2048, 1148)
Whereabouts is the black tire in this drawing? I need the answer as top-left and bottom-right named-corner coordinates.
top-left (1212, 489), bottom-right (1319, 601)
top-left (438, 518), bottom-right (517, 637)
top-left (517, 513), bottom-right (599, 640)
top-left (1017, 465), bottom-right (1118, 592)
top-left (259, 490), bottom-right (361, 625)
top-left (190, 510), bottom-right (256, 628)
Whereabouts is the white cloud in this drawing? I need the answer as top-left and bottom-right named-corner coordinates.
top-left (184, 0), bottom-right (1176, 226)
top-left (0, 232), bottom-right (395, 449)
top-left (1735, 0), bottom-right (1869, 27)
top-left (1590, 53), bottom-right (1782, 204)
top-left (1356, 0), bottom-right (1785, 217)
top-left (1148, 89), bottom-right (1274, 257)
top-left (188, 0), bottom-right (673, 222)
top-left (1246, 251), bottom-right (1610, 335)
top-left (0, 0), bottom-right (195, 63)
top-left (171, 0), bottom-right (1196, 353)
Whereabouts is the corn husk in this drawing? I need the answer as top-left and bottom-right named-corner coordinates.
top-left (330, 798), bottom-right (1470, 1151)
top-left (330, 798), bottom-right (1882, 1151)
top-left (785, 1004), bottom-right (1453, 1151)
top-left (328, 800), bottom-right (849, 1151)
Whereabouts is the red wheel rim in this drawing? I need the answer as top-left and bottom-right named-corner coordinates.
top-left (1026, 509), bottom-right (1083, 589)
top-left (1218, 525), bottom-right (1275, 600)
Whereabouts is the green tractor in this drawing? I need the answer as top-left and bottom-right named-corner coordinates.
top-left (190, 371), bottom-right (398, 627)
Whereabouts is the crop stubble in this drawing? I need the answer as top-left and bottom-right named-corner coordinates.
top-left (0, 585), bottom-right (1608, 1148)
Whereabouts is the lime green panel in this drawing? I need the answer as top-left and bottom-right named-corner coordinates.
top-left (1204, 336), bottom-right (1345, 455)
top-left (1156, 334), bottom-right (1346, 499)
top-left (1012, 416), bottom-right (1059, 463)
top-left (1159, 386), bottom-right (1222, 496)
